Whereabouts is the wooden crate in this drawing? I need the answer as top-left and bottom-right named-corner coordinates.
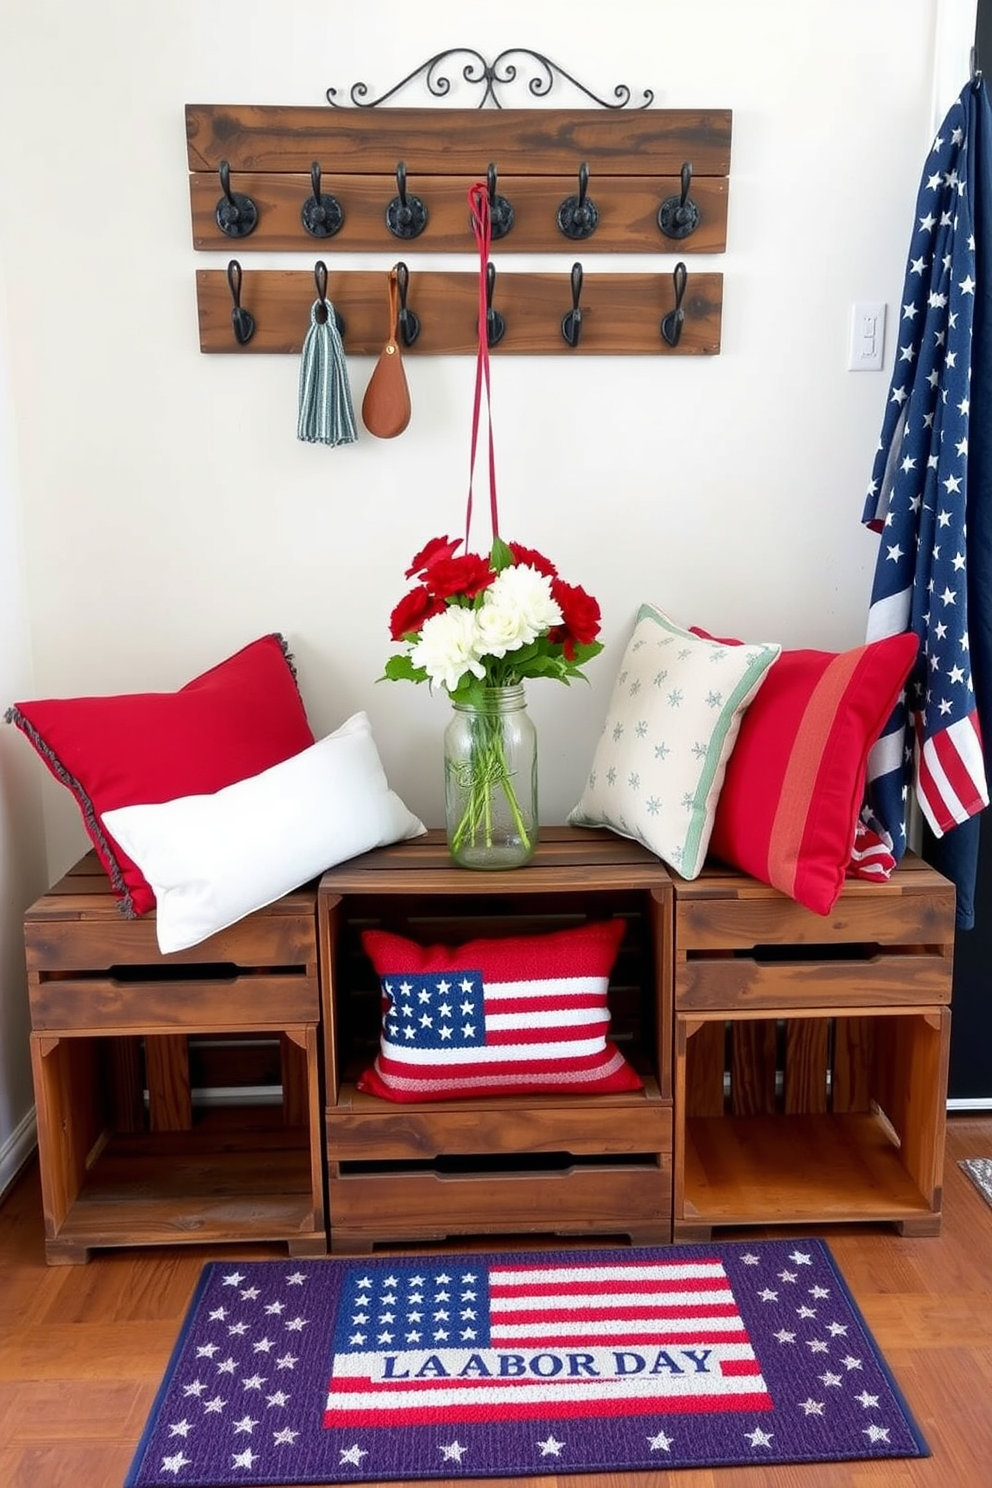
top-left (318, 828), bottom-right (674, 1252)
top-left (25, 853), bottom-right (327, 1263)
top-left (672, 855), bottom-right (955, 1239)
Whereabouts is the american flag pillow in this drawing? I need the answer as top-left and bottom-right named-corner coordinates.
top-left (356, 919), bottom-right (643, 1101)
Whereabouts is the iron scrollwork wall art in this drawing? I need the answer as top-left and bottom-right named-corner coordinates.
top-left (326, 48), bottom-right (653, 110)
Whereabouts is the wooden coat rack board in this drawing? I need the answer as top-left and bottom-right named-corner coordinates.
top-left (187, 64), bottom-right (732, 357)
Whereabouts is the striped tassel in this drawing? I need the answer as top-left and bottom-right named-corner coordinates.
top-left (297, 299), bottom-right (357, 446)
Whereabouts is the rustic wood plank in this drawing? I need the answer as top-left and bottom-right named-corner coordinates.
top-left (730, 1020), bottom-right (778, 1115)
top-left (680, 1112), bottom-right (939, 1226)
top-left (185, 104), bottom-right (734, 176)
top-left (195, 265), bottom-right (723, 356)
top-left (683, 1019), bottom-right (726, 1118)
top-left (143, 1036), bottom-right (191, 1133)
top-left (783, 1019), bottom-right (830, 1114)
top-left (675, 879), bottom-right (957, 950)
top-left (328, 1162), bottom-right (672, 1249)
top-left (30, 1036), bottom-right (107, 1237)
top-left (319, 826), bottom-right (671, 889)
top-left (648, 887), bottom-right (674, 1102)
top-left (279, 1031), bottom-right (307, 1127)
top-left (109, 1038), bottom-right (144, 1133)
top-left (676, 951), bottom-right (953, 1010)
top-left (832, 1014), bottom-right (875, 1113)
top-left (871, 1011), bottom-right (950, 1206)
top-left (37, 1116), bottom-right (323, 1255)
top-left (327, 1079), bottom-right (669, 1159)
top-left (189, 170), bottom-right (729, 252)
top-left (24, 912), bottom-right (317, 970)
top-left (29, 974), bottom-right (319, 1032)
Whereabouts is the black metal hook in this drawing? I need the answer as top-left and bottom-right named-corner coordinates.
top-left (386, 161), bottom-right (428, 239)
top-left (485, 162), bottom-right (515, 240)
top-left (485, 261), bottom-right (506, 347)
top-left (215, 160), bottom-right (258, 239)
top-left (394, 262), bottom-right (421, 347)
top-left (661, 261), bottom-right (688, 347)
top-left (658, 161), bottom-right (700, 240)
top-left (561, 262), bottom-right (584, 348)
top-left (301, 160), bottom-right (344, 238)
top-left (556, 162), bottom-right (599, 241)
top-left (312, 260), bottom-right (345, 334)
top-left (226, 260), bottom-right (255, 346)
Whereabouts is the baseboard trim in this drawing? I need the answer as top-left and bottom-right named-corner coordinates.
top-left (948, 1097), bottom-right (992, 1112)
top-left (0, 1107), bottom-right (37, 1199)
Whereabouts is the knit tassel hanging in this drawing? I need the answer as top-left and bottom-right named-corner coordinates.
top-left (297, 293), bottom-right (357, 447)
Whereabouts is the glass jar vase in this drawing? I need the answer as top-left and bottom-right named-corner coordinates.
top-left (443, 684), bottom-right (538, 869)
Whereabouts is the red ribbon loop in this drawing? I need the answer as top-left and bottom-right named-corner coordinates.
top-left (466, 181), bottom-right (500, 552)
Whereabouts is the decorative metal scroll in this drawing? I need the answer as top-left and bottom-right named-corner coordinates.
top-left (326, 48), bottom-right (654, 110)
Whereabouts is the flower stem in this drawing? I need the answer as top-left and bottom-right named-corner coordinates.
top-left (446, 689), bottom-right (535, 863)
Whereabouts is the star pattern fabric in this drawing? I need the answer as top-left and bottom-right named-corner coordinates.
top-left (861, 80), bottom-right (990, 863)
top-left (124, 1243), bottom-right (927, 1485)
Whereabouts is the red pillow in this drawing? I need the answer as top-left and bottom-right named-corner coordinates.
top-left (696, 631), bottom-right (918, 915)
top-left (5, 634), bottom-right (314, 916)
top-left (357, 919), bottom-right (643, 1102)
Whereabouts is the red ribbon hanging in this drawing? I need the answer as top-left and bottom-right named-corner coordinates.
top-left (466, 181), bottom-right (500, 553)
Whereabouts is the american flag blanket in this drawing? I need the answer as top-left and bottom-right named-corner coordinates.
top-left (861, 79), bottom-right (990, 861)
top-left (125, 1241), bottom-right (927, 1485)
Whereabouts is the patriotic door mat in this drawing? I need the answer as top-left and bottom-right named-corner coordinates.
top-left (961, 1157), bottom-right (992, 1209)
top-left (125, 1239), bottom-right (928, 1487)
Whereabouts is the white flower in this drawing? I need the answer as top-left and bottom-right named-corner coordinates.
top-left (410, 607), bottom-right (486, 692)
top-left (474, 601), bottom-right (535, 658)
top-left (483, 565), bottom-right (562, 638)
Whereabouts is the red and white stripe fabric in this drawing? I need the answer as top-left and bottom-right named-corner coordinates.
top-left (356, 920), bottom-right (642, 1101)
top-left (324, 1256), bottom-right (771, 1425)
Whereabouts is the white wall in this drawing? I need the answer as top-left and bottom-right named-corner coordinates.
top-left (0, 1), bottom-right (976, 1174)
top-left (0, 253), bottom-right (48, 1189)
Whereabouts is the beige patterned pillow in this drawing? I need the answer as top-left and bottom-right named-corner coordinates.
top-left (569, 604), bottom-right (781, 878)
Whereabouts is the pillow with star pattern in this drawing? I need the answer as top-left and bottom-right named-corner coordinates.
top-left (356, 919), bottom-right (642, 1101)
top-left (568, 604), bottom-right (781, 879)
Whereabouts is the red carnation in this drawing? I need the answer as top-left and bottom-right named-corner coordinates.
top-left (405, 534), bottom-right (462, 580)
top-left (508, 541), bottom-right (557, 577)
top-left (428, 553), bottom-right (496, 601)
top-left (389, 585), bottom-right (446, 641)
top-left (549, 579), bottom-right (602, 659)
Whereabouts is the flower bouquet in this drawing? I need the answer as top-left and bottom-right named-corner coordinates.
top-left (384, 533), bottom-right (603, 865)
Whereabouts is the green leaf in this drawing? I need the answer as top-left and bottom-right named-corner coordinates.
top-left (568, 641), bottom-right (605, 666)
top-left (446, 678), bottom-right (488, 708)
top-left (382, 655), bottom-right (428, 684)
top-left (489, 535), bottom-right (515, 572)
top-left (522, 654), bottom-right (563, 678)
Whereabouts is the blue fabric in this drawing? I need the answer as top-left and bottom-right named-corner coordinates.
top-left (925, 78), bottom-right (992, 928)
top-left (297, 299), bottom-right (357, 447)
top-left (862, 79), bottom-right (992, 926)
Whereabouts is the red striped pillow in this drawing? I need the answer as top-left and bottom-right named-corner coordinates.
top-left (702, 633), bottom-right (919, 915)
top-left (356, 920), bottom-right (642, 1102)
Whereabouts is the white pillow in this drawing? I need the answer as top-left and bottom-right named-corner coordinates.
top-left (102, 712), bottom-right (425, 954)
top-left (568, 604), bottom-right (780, 879)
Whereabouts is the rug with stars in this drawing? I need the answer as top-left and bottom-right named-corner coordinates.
top-left (124, 1239), bottom-right (928, 1485)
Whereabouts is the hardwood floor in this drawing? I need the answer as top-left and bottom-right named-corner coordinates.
top-left (2, 1114), bottom-right (992, 1488)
